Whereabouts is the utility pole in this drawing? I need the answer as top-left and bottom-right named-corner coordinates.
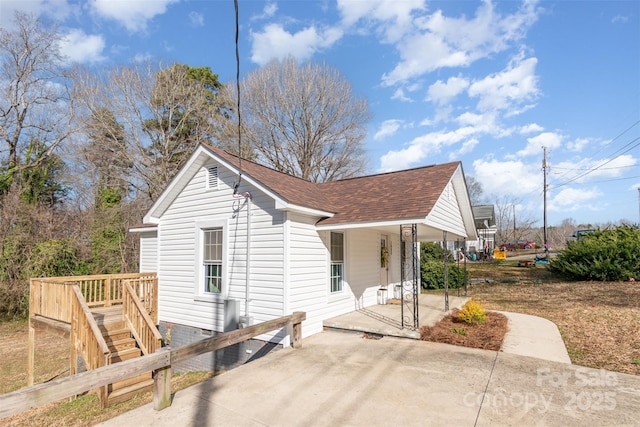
top-left (542, 147), bottom-right (549, 253)
top-left (513, 204), bottom-right (516, 241)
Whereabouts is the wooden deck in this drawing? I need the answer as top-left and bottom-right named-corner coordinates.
top-left (91, 305), bottom-right (124, 326)
top-left (28, 273), bottom-right (160, 407)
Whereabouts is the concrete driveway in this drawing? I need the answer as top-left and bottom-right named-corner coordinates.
top-left (97, 330), bottom-right (640, 427)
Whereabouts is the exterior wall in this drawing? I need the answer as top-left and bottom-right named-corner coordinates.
top-left (427, 181), bottom-right (467, 238)
top-left (155, 161), bottom-right (286, 343)
top-left (138, 230), bottom-right (158, 273)
top-left (286, 214), bottom-right (330, 338)
top-left (287, 222), bottom-right (395, 338)
top-left (158, 321), bottom-right (281, 373)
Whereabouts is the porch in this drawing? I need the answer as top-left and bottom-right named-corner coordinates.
top-left (323, 293), bottom-right (469, 339)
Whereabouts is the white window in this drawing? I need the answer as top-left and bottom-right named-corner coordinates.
top-left (195, 220), bottom-right (227, 300)
top-left (330, 232), bottom-right (344, 293)
top-left (203, 228), bottom-right (223, 293)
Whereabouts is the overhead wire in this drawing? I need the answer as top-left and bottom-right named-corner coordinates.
top-left (232, 0), bottom-right (243, 194)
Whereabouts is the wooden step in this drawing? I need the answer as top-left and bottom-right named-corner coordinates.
top-left (98, 320), bottom-right (127, 335)
top-left (106, 337), bottom-right (136, 352)
top-left (110, 347), bottom-right (141, 363)
top-left (107, 378), bottom-right (154, 406)
top-left (109, 372), bottom-right (152, 392)
top-left (102, 328), bottom-right (131, 343)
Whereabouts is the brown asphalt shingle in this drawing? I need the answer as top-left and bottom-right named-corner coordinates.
top-left (204, 144), bottom-right (460, 226)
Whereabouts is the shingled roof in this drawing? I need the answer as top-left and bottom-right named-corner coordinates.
top-left (204, 144), bottom-right (462, 226)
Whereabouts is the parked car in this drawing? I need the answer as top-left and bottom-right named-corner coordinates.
top-left (501, 240), bottom-right (536, 250)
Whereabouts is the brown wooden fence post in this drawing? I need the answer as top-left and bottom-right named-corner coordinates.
top-left (153, 357), bottom-right (172, 410)
top-left (291, 311), bottom-right (305, 348)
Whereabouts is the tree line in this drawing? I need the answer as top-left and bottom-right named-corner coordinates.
top-left (0, 12), bottom-right (370, 319)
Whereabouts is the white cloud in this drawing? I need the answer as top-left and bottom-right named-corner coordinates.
top-left (91, 0), bottom-right (178, 32)
top-left (250, 24), bottom-right (343, 65)
top-left (472, 157), bottom-right (541, 197)
top-left (59, 29), bottom-right (105, 63)
top-left (381, 0), bottom-right (541, 86)
top-left (374, 119), bottom-right (404, 140)
top-left (517, 131), bottom-right (563, 157)
top-left (553, 155), bottom-right (637, 184)
top-left (337, 0), bottom-right (425, 43)
top-left (391, 87), bottom-right (412, 102)
top-left (379, 125), bottom-right (478, 170)
top-left (0, 0), bottom-right (74, 28)
top-left (519, 123), bottom-right (544, 134)
top-left (566, 138), bottom-right (590, 152)
top-left (189, 11), bottom-right (204, 27)
top-left (252, 3), bottom-right (278, 21)
top-left (427, 76), bottom-right (469, 105)
top-left (468, 55), bottom-right (539, 113)
top-left (612, 15), bottom-right (629, 24)
top-left (449, 138), bottom-right (479, 160)
top-left (548, 187), bottom-right (603, 212)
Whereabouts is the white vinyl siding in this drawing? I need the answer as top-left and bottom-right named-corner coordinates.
top-left (426, 181), bottom-right (466, 238)
top-left (139, 230), bottom-right (158, 273)
top-left (156, 163), bottom-right (285, 336)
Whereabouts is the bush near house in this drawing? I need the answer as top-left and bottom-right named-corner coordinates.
top-left (549, 224), bottom-right (640, 281)
top-left (420, 242), bottom-right (466, 290)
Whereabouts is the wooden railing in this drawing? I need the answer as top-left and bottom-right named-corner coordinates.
top-left (0, 312), bottom-right (306, 419)
top-left (30, 273), bottom-right (157, 321)
top-left (70, 285), bottom-right (110, 403)
top-left (29, 278), bottom-right (76, 323)
top-left (123, 277), bottom-right (158, 324)
top-left (122, 282), bottom-right (162, 355)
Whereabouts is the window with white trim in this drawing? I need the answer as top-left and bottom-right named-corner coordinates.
top-left (330, 232), bottom-right (344, 293)
top-left (203, 227), bottom-right (223, 293)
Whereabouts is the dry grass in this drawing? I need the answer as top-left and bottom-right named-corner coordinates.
top-left (471, 280), bottom-right (640, 375)
top-left (0, 321), bottom-right (217, 426)
top-left (465, 261), bottom-right (640, 375)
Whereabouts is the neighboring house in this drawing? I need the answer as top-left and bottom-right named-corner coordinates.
top-left (468, 205), bottom-right (497, 255)
top-left (131, 143), bottom-right (477, 370)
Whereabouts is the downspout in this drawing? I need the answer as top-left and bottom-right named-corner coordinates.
top-left (245, 193), bottom-right (251, 317)
top-left (233, 191), bottom-right (252, 321)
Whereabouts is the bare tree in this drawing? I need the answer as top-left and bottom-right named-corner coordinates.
top-left (0, 12), bottom-right (77, 192)
top-left (493, 195), bottom-right (539, 245)
top-left (76, 62), bottom-right (225, 203)
top-left (465, 175), bottom-right (485, 205)
top-left (217, 57), bottom-right (371, 182)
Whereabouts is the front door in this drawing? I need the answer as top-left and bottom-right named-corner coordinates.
top-left (380, 235), bottom-right (389, 288)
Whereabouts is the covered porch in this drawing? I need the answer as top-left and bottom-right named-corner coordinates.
top-left (323, 293), bottom-right (469, 339)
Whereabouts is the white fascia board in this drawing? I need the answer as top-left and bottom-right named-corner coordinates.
top-left (129, 225), bottom-right (158, 233)
top-left (274, 200), bottom-right (334, 218)
top-left (315, 217), bottom-right (427, 231)
top-left (143, 145), bottom-right (212, 223)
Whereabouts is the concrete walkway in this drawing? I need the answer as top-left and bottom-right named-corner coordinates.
top-left (97, 330), bottom-right (640, 427)
top-left (323, 294), bottom-right (572, 364)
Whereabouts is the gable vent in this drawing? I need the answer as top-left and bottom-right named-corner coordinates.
top-left (207, 166), bottom-right (218, 189)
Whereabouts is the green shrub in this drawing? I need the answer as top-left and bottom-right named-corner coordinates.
top-left (458, 299), bottom-right (487, 324)
top-left (421, 259), bottom-right (465, 290)
top-left (549, 225), bottom-right (640, 281)
top-left (419, 242), bottom-right (466, 290)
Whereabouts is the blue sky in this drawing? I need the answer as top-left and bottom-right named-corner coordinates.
top-left (2, 0), bottom-right (639, 227)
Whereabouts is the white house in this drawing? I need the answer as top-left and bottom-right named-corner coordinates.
top-left (131, 143), bottom-right (477, 370)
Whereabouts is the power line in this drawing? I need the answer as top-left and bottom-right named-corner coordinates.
top-left (552, 136), bottom-right (640, 189)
